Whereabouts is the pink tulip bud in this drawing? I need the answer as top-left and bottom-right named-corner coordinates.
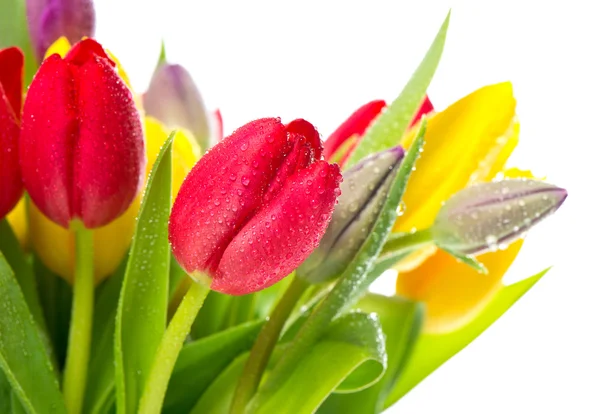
top-left (169, 118), bottom-right (342, 295)
top-left (0, 47), bottom-right (24, 219)
top-left (20, 39), bottom-right (145, 229)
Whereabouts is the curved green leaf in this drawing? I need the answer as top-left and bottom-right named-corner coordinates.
top-left (384, 269), bottom-right (548, 407)
top-left (345, 11), bottom-right (450, 168)
top-left (0, 253), bottom-right (66, 413)
top-left (163, 320), bottom-right (264, 413)
top-left (255, 312), bottom-right (386, 414)
top-left (318, 294), bottom-right (423, 413)
top-left (114, 134), bottom-right (174, 414)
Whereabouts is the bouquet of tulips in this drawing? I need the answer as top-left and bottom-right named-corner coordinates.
top-left (0, 2), bottom-right (568, 414)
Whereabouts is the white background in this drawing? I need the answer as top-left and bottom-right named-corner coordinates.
top-left (94, 0), bottom-right (599, 412)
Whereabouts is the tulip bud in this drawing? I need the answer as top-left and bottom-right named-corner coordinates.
top-left (20, 38), bottom-right (145, 229)
top-left (143, 62), bottom-right (211, 151)
top-left (0, 47), bottom-right (24, 220)
top-left (297, 146), bottom-right (405, 283)
top-left (26, 0), bottom-right (95, 62)
top-left (169, 118), bottom-right (342, 295)
top-left (432, 179), bottom-right (568, 255)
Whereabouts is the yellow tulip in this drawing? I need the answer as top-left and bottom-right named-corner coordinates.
top-left (395, 82), bottom-right (519, 234)
top-left (6, 198), bottom-right (29, 248)
top-left (393, 82), bottom-right (519, 272)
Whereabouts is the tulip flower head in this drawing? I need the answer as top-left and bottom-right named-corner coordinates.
top-left (169, 118), bottom-right (342, 295)
top-left (26, 0), bottom-right (95, 61)
top-left (298, 146), bottom-right (405, 284)
top-left (0, 47), bottom-right (24, 220)
top-left (20, 39), bottom-right (145, 229)
top-left (432, 179), bottom-right (568, 255)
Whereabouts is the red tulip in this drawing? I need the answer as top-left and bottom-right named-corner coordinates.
top-left (169, 118), bottom-right (342, 295)
top-left (323, 95), bottom-right (434, 166)
top-left (0, 47), bottom-right (24, 219)
top-left (20, 39), bottom-right (145, 229)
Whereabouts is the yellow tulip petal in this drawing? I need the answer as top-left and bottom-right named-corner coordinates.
top-left (6, 198), bottom-right (29, 249)
top-left (394, 82), bottom-right (518, 233)
top-left (44, 36), bottom-right (71, 58)
top-left (396, 239), bottom-right (523, 334)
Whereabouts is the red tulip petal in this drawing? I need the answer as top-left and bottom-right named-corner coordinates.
top-left (169, 118), bottom-right (292, 274)
top-left (65, 38), bottom-right (113, 67)
top-left (409, 95), bottom-right (434, 127)
top-left (20, 55), bottom-right (76, 227)
top-left (214, 161), bottom-right (342, 295)
top-left (0, 90), bottom-right (22, 219)
top-left (0, 47), bottom-right (24, 119)
top-left (74, 48), bottom-right (144, 228)
top-left (323, 100), bottom-right (386, 161)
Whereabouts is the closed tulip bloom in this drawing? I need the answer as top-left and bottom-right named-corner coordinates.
top-left (26, 0), bottom-right (95, 61)
top-left (432, 179), bottom-right (568, 255)
top-left (0, 47), bottom-right (24, 220)
top-left (298, 146), bottom-right (404, 284)
top-left (28, 117), bottom-right (200, 284)
top-left (144, 62), bottom-right (211, 151)
top-left (170, 118), bottom-right (342, 295)
top-left (20, 38), bottom-right (145, 229)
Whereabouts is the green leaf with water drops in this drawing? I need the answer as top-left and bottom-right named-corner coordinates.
top-left (344, 11), bottom-right (450, 168)
top-left (318, 294), bottom-right (423, 413)
top-left (0, 0), bottom-right (37, 82)
top-left (251, 122), bottom-right (426, 408)
top-left (384, 268), bottom-right (548, 407)
top-left (253, 312), bottom-right (386, 414)
top-left (0, 219), bottom-right (55, 368)
top-left (163, 320), bottom-right (264, 413)
top-left (0, 252), bottom-right (66, 413)
top-left (114, 134), bottom-right (174, 414)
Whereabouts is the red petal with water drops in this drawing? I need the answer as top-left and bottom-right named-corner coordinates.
top-left (0, 47), bottom-right (24, 219)
top-left (169, 118), bottom-right (291, 274)
top-left (20, 39), bottom-right (144, 228)
top-left (214, 161), bottom-right (342, 295)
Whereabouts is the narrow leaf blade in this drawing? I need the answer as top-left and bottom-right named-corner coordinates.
top-left (114, 134), bottom-right (174, 414)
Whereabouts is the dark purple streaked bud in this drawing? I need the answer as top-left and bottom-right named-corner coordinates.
top-left (432, 179), bottom-right (568, 255)
top-left (27, 0), bottom-right (95, 61)
top-left (143, 63), bottom-right (210, 152)
top-left (297, 146), bottom-right (405, 284)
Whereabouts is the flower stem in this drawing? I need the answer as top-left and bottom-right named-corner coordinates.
top-left (63, 221), bottom-right (94, 414)
top-left (230, 276), bottom-right (309, 414)
top-left (138, 279), bottom-right (211, 414)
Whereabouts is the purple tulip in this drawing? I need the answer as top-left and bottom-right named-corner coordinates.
top-left (143, 63), bottom-right (211, 152)
top-left (432, 179), bottom-right (568, 255)
top-left (27, 0), bottom-right (95, 61)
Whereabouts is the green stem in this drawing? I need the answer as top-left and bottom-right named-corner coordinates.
top-left (230, 276), bottom-right (309, 414)
top-left (63, 222), bottom-right (94, 414)
top-left (378, 228), bottom-right (434, 260)
top-left (138, 279), bottom-right (211, 414)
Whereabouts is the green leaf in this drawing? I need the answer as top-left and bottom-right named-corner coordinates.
top-left (0, 252), bottom-right (66, 413)
top-left (163, 320), bottom-right (264, 413)
top-left (114, 134), bottom-right (174, 414)
top-left (253, 122), bottom-right (427, 405)
top-left (0, 0), bottom-right (38, 83)
top-left (345, 12), bottom-right (450, 167)
top-left (440, 247), bottom-right (488, 274)
top-left (255, 312), bottom-right (386, 414)
top-left (384, 269), bottom-right (548, 407)
top-left (318, 294), bottom-right (423, 413)
top-left (1, 369), bottom-right (11, 413)
top-left (0, 219), bottom-right (55, 367)
top-left (84, 260), bottom-right (127, 414)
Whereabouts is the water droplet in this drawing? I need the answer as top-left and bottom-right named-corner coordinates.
top-left (229, 173), bottom-right (237, 181)
top-left (396, 201), bottom-right (406, 216)
top-left (241, 176), bottom-right (250, 186)
top-left (241, 143), bottom-right (248, 151)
